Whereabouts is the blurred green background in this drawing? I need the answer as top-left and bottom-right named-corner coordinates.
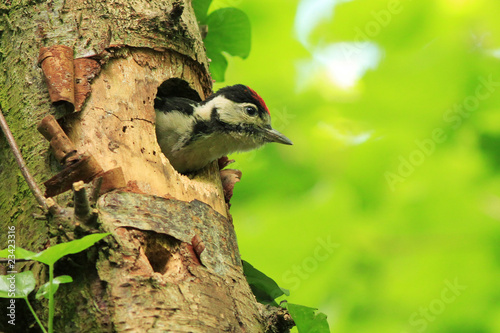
top-left (211, 0), bottom-right (500, 332)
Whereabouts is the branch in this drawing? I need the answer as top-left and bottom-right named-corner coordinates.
top-left (0, 106), bottom-right (48, 210)
top-left (73, 180), bottom-right (98, 225)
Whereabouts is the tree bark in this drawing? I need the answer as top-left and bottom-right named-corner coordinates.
top-left (0, 0), bottom-right (280, 331)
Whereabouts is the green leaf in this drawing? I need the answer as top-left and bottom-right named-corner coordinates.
top-left (32, 233), bottom-right (110, 265)
top-left (204, 7), bottom-right (251, 58)
top-left (242, 260), bottom-right (288, 305)
top-left (203, 7), bottom-right (251, 82)
top-left (286, 303), bottom-right (330, 333)
top-left (191, 0), bottom-right (212, 23)
top-left (206, 49), bottom-right (228, 82)
top-left (36, 275), bottom-right (73, 300)
top-left (0, 271), bottom-right (36, 298)
top-left (0, 247), bottom-right (37, 260)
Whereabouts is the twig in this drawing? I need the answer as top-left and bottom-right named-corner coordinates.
top-left (0, 106), bottom-right (48, 210)
top-left (73, 181), bottom-right (91, 222)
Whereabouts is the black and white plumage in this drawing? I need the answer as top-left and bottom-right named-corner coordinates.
top-left (154, 84), bottom-right (292, 173)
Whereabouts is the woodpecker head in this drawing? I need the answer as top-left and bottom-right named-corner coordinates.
top-left (154, 84), bottom-right (292, 173)
top-left (201, 84), bottom-right (293, 147)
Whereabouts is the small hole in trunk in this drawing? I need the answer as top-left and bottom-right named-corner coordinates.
top-left (143, 233), bottom-right (179, 274)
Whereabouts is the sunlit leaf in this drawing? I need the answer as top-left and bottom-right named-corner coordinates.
top-left (0, 247), bottom-right (37, 260)
top-left (0, 271), bottom-right (36, 298)
top-left (286, 303), bottom-right (330, 333)
top-left (204, 7), bottom-right (251, 58)
top-left (36, 275), bottom-right (73, 300)
top-left (242, 260), bottom-right (288, 305)
top-left (206, 49), bottom-right (228, 82)
top-left (32, 233), bottom-right (110, 265)
top-left (203, 7), bottom-right (251, 82)
top-left (191, 0), bottom-right (212, 23)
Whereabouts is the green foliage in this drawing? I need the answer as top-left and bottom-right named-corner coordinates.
top-left (286, 303), bottom-right (330, 333)
top-left (243, 260), bottom-right (329, 331)
top-left (242, 260), bottom-right (289, 305)
top-left (192, 0), bottom-right (251, 82)
top-left (0, 233), bottom-right (109, 333)
top-left (0, 271), bottom-right (46, 333)
top-left (191, 0), bottom-right (211, 22)
top-left (203, 7), bottom-right (251, 59)
top-left (0, 232), bottom-right (109, 265)
top-left (29, 233), bottom-right (110, 265)
top-left (212, 0), bottom-right (500, 332)
top-left (36, 275), bottom-right (73, 300)
top-left (0, 247), bottom-right (36, 259)
top-left (0, 271), bottom-right (36, 298)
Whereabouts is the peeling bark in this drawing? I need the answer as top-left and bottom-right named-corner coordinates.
top-left (97, 192), bottom-right (263, 331)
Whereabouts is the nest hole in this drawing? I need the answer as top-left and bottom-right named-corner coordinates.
top-left (143, 233), bottom-right (179, 274)
top-left (154, 78), bottom-right (202, 106)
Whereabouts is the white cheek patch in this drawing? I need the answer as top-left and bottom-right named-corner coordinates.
top-left (195, 96), bottom-right (235, 120)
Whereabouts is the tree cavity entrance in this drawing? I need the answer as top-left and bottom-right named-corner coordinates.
top-left (143, 233), bottom-right (179, 275)
top-left (154, 78), bottom-right (202, 105)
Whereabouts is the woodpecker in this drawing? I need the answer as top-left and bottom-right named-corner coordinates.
top-left (154, 84), bottom-right (292, 173)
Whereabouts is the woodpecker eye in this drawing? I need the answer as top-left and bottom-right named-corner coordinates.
top-left (245, 106), bottom-right (258, 117)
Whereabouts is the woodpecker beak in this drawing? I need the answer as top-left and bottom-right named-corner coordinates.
top-left (263, 128), bottom-right (293, 145)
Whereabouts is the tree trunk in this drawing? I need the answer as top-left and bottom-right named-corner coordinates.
top-left (0, 1), bottom-right (279, 331)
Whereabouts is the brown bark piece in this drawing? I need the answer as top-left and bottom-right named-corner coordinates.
top-left (38, 45), bottom-right (75, 109)
top-left (38, 115), bottom-right (78, 165)
top-left (44, 154), bottom-right (104, 197)
top-left (98, 167), bottom-right (127, 194)
top-left (74, 58), bottom-right (102, 112)
top-left (220, 168), bottom-right (242, 204)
